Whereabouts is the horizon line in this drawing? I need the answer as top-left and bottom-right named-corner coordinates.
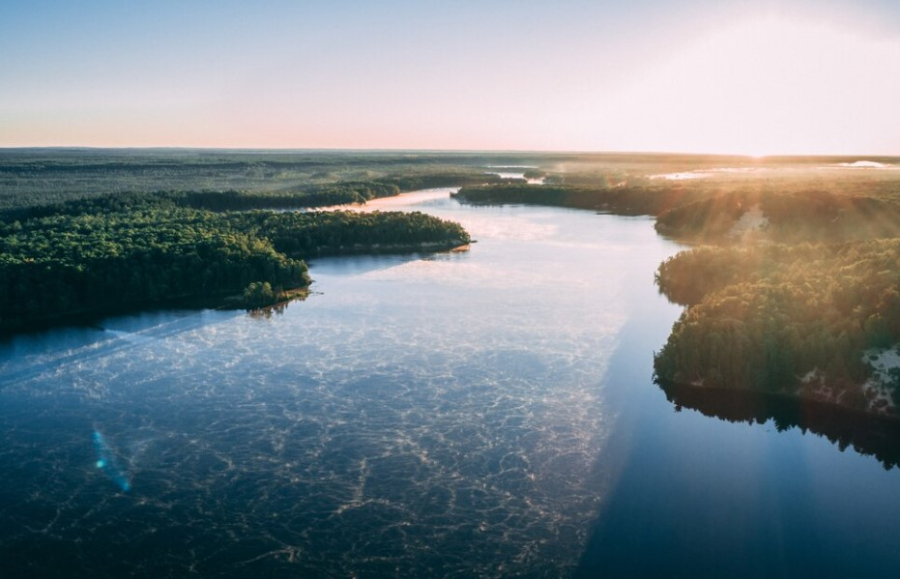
top-left (1, 146), bottom-right (899, 160)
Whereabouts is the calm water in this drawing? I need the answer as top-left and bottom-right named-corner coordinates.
top-left (2, 190), bottom-right (900, 577)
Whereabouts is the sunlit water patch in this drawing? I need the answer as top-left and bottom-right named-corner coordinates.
top-left (835, 160), bottom-right (897, 169)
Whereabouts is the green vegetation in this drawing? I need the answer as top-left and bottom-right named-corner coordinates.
top-left (0, 172), bottom-right (503, 220)
top-left (0, 169), bottom-right (471, 333)
top-left (655, 188), bottom-right (900, 242)
top-left (0, 148), bottom-right (571, 331)
top-left (654, 241), bottom-right (900, 410)
top-left (453, 183), bottom-right (714, 215)
top-left (648, 177), bottom-right (900, 413)
top-left (0, 148), bottom-right (546, 212)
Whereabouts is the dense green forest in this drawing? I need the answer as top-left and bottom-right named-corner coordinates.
top-left (453, 183), bottom-right (715, 215)
top-left (0, 189), bottom-right (470, 333)
top-left (0, 172), bottom-right (503, 218)
top-left (654, 241), bottom-right (900, 413)
top-left (654, 187), bottom-right (900, 242)
top-left (644, 165), bottom-right (900, 414)
top-left (0, 172), bottom-right (499, 222)
top-left (455, 171), bottom-right (900, 244)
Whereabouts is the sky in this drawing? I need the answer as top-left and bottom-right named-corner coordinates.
top-left (1, 0), bottom-right (899, 155)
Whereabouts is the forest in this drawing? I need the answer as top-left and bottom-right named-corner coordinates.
top-left (453, 182), bottom-right (714, 215)
top-left (1, 149), bottom-right (540, 332)
top-left (653, 240), bottom-right (900, 413)
top-left (654, 187), bottom-right (900, 242)
top-left (0, 184), bottom-right (470, 333)
top-left (0, 149), bottom-right (547, 211)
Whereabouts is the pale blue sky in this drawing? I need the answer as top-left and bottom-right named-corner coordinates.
top-left (2, 0), bottom-right (899, 154)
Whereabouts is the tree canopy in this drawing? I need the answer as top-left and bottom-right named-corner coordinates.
top-left (0, 196), bottom-right (469, 332)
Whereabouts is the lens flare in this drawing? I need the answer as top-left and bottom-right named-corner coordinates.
top-left (92, 430), bottom-right (131, 492)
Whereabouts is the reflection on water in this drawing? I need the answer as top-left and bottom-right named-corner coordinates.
top-left (3, 190), bottom-right (900, 577)
top-left (658, 380), bottom-right (900, 470)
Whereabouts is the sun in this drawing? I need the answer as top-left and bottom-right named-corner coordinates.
top-left (591, 15), bottom-right (900, 156)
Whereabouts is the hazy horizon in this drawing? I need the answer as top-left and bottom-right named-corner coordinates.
top-left (2, 0), bottom-right (899, 156)
top-left (2, 146), bottom-right (900, 160)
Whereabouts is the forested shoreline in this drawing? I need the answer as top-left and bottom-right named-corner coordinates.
top-left (0, 173), bottom-right (501, 220)
top-left (453, 183), bottom-right (714, 215)
top-left (0, 149), bottom-right (543, 212)
top-left (453, 162), bottom-right (900, 417)
top-left (0, 195), bottom-right (469, 334)
top-left (653, 241), bottom-right (900, 415)
top-left (1, 151), bottom-right (514, 333)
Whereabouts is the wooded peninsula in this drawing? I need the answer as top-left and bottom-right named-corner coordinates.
top-left (0, 151), bottom-right (493, 332)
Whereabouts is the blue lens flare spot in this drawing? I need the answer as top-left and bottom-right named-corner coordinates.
top-left (92, 430), bottom-right (131, 492)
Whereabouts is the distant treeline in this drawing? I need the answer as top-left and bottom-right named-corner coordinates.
top-left (0, 195), bottom-right (469, 332)
top-left (453, 183), bottom-right (713, 216)
top-left (655, 189), bottom-right (900, 242)
top-left (0, 172), bottom-right (502, 219)
top-left (654, 240), bottom-right (900, 413)
top-left (1, 147), bottom-right (576, 212)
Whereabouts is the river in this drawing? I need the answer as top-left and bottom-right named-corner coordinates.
top-left (1, 189), bottom-right (899, 577)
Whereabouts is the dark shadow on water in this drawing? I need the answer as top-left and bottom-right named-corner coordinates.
top-left (573, 292), bottom-right (900, 578)
top-left (657, 380), bottom-right (900, 470)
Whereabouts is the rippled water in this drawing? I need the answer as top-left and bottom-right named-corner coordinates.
top-left (3, 190), bottom-right (900, 577)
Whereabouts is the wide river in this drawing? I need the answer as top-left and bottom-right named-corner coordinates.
top-left (2, 189), bottom-right (900, 577)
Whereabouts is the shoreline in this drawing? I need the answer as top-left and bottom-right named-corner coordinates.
top-left (0, 285), bottom-right (308, 338)
top-left (0, 241), bottom-right (469, 338)
top-left (659, 378), bottom-right (900, 422)
top-left (658, 378), bottom-right (900, 470)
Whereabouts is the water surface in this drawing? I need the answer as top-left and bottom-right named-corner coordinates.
top-left (2, 189), bottom-right (899, 577)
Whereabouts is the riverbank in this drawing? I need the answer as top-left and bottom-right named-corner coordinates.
top-left (658, 378), bottom-right (900, 469)
top-left (652, 240), bottom-right (900, 419)
top-left (0, 195), bottom-right (471, 335)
